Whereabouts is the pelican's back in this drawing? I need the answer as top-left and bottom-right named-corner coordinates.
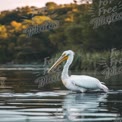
top-left (70, 75), bottom-right (108, 92)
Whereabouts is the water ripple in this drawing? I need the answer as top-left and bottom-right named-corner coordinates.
top-left (0, 91), bottom-right (121, 122)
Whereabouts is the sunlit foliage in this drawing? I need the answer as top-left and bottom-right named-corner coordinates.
top-left (0, 1), bottom-right (121, 64)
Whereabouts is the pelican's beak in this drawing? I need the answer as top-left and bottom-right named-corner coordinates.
top-left (48, 54), bottom-right (68, 73)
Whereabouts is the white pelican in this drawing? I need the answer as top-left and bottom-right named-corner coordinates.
top-left (48, 50), bottom-right (108, 92)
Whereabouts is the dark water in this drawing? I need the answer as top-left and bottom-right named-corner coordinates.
top-left (0, 66), bottom-right (122, 122)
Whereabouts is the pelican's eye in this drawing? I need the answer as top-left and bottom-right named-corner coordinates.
top-left (62, 54), bottom-right (66, 57)
top-left (67, 54), bottom-right (70, 56)
top-left (62, 53), bottom-right (69, 58)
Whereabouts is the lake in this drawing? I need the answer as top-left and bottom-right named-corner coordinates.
top-left (0, 65), bottom-right (122, 122)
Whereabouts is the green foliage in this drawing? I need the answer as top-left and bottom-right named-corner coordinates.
top-left (53, 50), bottom-right (116, 71)
top-left (0, 1), bottom-right (121, 64)
top-left (46, 2), bottom-right (57, 10)
top-left (66, 25), bottom-right (83, 44)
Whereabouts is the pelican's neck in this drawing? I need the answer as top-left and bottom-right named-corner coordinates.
top-left (61, 54), bottom-right (74, 80)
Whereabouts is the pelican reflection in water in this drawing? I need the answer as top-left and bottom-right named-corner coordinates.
top-left (61, 93), bottom-right (118, 121)
top-left (48, 50), bottom-right (108, 92)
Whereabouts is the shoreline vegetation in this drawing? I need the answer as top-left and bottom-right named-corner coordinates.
top-left (52, 49), bottom-right (122, 71)
top-left (1, 49), bottom-right (121, 72)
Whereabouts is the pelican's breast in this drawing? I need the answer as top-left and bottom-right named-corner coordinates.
top-left (62, 79), bottom-right (67, 86)
top-left (62, 78), bottom-right (80, 91)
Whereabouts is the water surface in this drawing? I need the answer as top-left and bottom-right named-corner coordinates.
top-left (0, 66), bottom-right (122, 122)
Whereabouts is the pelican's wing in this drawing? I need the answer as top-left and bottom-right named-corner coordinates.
top-left (70, 79), bottom-right (88, 89)
top-left (70, 75), bottom-right (100, 89)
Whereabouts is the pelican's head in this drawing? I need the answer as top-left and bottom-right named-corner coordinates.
top-left (62, 50), bottom-right (74, 56)
top-left (48, 50), bottom-right (74, 73)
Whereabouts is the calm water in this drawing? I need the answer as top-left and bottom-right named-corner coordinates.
top-left (0, 65), bottom-right (122, 122)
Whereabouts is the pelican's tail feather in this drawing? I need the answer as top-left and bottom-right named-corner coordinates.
top-left (99, 83), bottom-right (109, 93)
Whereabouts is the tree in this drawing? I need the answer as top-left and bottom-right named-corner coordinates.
top-left (46, 2), bottom-right (57, 10)
top-left (0, 25), bottom-right (8, 39)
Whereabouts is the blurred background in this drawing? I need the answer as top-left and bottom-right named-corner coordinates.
top-left (0, 0), bottom-right (121, 63)
top-left (0, 0), bottom-right (122, 122)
